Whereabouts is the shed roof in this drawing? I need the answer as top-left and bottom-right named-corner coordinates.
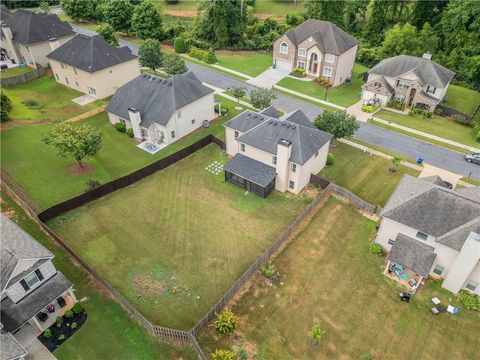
top-left (388, 233), bottom-right (436, 277)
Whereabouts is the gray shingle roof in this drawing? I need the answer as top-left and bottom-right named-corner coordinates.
top-left (457, 186), bottom-right (480, 203)
top-left (3, 9), bottom-right (73, 45)
top-left (0, 332), bottom-right (27, 360)
top-left (47, 34), bottom-right (137, 73)
top-left (382, 175), bottom-right (480, 247)
top-left (368, 55), bottom-right (455, 88)
top-left (388, 233), bottom-right (436, 277)
top-left (364, 76), bottom-right (394, 94)
top-left (106, 72), bottom-right (213, 127)
top-left (1, 215), bottom-right (53, 292)
top-left (284, 19), bottom-right (358, 55)
top-left (223, 110), bottom-right (268, 133)
top-left (260, 106), bottom-right (281, 119)
top-left (436, 219), bottom-right (480, 251)
top-left (280, 109), bottom-right (315, 128)
top-left (421, 175), bottom-right (449, 188)
top-left (0, 272), bottom-right (72, 332)
top-left (224, 154), bottom-right (276, 187)
top-left (1, 5), bottom-right (13, 21)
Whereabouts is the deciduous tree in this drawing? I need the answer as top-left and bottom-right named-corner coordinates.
top-left (314, 111), bottom-right (359, 140)
top-left (380, 23), bottom-right (419, 58)
top-left (60, 0), bottom-right (94, 22)
top-left (364, 0), bottom-right (389, 46)
top-left (103, 0), bottom-right (133, 34)
top-left (304, 0), bottom-right (346, 28)
top-left (131, 0), bottom-right (163, 40)
top-left (229, 86), bottom-right (246, 104)
top-left (138, 39), bottom-right (163, 73)
top-left (162, 53), bottom-right (187, 75)
top-left (250, 88), bottom-right (276, 109)
top-left (97, 23), bottom-right (118, 46)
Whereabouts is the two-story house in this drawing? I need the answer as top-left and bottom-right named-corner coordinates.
top-left (224, 107), bottom-right (333, 196)
top-left (273, 19), bottom-right (358, 86)
top-left (362, 54), bottom-right (455, 111)
top-left (47, 34), bottom-right (140, 99)
top-left (0, 7), bottom-right (74, 68)
top-left (0, 215), bottom-right (77, 338)
top-left (106, 71), bottom-right (215, 147)
top-left (375, 175), bottom-right (480, 295)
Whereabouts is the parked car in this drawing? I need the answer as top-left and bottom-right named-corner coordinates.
top-left (465, 153), bottom-right (480, 164)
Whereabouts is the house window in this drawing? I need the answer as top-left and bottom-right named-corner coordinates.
top-left (298, 48), bottom-right (306, 57)
top-left (322, 66), bottom-right (333, 77)
top-left (416, 231), bottom-right (428, 241)
top-left (55, 73), bottom-right (59, 80)
top-left (325, 54), bottom-right (335, 63)
top-left (234, 131), bottom-right (239, 139)
top-left (87, 86), bottom-right (96, 95)
top-left (433, 264), bottom-right (444, 276)
top-left (394, 94), bottom-right (405, 102)
top-left (73, 68), bottom-right (77, 75)
top-left (297, 61), bottom-right (306, 69)
top-left (388, 239), bottom-right (395, 245)
top-left (65, 77), bottom-right (69, 84)
top-left (280, 42), bottom-right (288, 54)
top-left (240, 143), bottom-right (245, 152)
top-left (191, 119), bottom-right (196, 124)
top-left (272, 155), bottom-right (277, 165)
top-left (466, 280), bottom-right (479, 291)
top-left (397, 79), bottom-right (409, 89)
top-left (171, 130), bottom-right (176, 139)
top-left (60, 62), bottom-right (65, 69)
top-left (291, 163), bottom-right (296, 172)
top-left (21, 269), bottom-right (44, 290)
top-left (75, 81), bottom-right (79, 86)
top-left (289, 180), bottom-right (295, 189)
top-left (426, 86), bottom-right (436, 94)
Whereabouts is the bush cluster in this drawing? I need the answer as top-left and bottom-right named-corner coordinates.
top-left (290, 67), bottom-right (306, 78)
top-left (261, 264), bottom-right (279, 279)
top-left (189, 47), bottom-right (217, 64)
top-left (453, 114), bottom-right (470, 126)
top-left (115, 123), bottom-right (126, 133)
top-left (326, 153), bottom-right (335, 166)
top-left (72, 302), bottom-right (84, 314)
top-left (174, 37), bottom-right (187, 53)
top-left (64, 310), bottom-right (74, 319)
top-left (457, 290), bottom-right (480, 310)
top-left (214, 308), bottom-right (238, 336)
top-left (370, 243), bottom-right (383, 256)
top-left (126, 128), bottom-right (134, 138)
top-left (211, 349), bottom-right (236, 360)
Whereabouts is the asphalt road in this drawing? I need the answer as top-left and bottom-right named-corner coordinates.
top-left (71, 25), bottom-right (480, 181)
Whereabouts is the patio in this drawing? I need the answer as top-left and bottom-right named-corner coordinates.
top-left (137, 141), bottom-right (167, 154)
top-left (384, 261), bottom-right (424, 293)
top-left (33, 293), bottom-right (76, 334)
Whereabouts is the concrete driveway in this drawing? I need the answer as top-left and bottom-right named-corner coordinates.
top-left (247, 68), bottom-right (289, 88)
top-left (419, 164), bottom-right (462, 187)
top-left (14, 324), bottom-right (57, 360)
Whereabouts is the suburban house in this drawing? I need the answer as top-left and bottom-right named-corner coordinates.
top-left (0, 215), bottom-right (77, 344)
top-left (46, 34), bottom-right (140, 99)
top-left (224, 107), bottom-right (333, 197)
top-left (0, 7), bottom-right (74, 68)
top-left (375, 175), bottom-right (480, 295)
top-left (106, 72), bottom-right (215, 146)
top-left (362, 54), bottom-right (455, 111)
top-left (273, 19), bottom-right (358, 86)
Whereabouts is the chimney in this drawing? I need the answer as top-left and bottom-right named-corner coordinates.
top-left (422, 52), bottom-right (432, 60)
top-left (49, 37), bottom-right (60, 51)
top-left (275, 138), bottom-right (292, 192)
top-left (128, 107), bottom-right (143, 139)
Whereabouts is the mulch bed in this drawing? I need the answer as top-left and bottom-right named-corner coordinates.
top-left (68, 163), bottom-right (93, 175)
top-left (38, 310), bottom-right (87, 352)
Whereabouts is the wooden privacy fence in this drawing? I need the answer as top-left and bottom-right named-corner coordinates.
top-left (38, 135), bottom-right (225, 222)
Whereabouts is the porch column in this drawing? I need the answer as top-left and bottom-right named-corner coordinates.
top-left (383, 260), bottom-right (391, 275)
top-left (68, 288), bottom-right (78, 303)
top-left (30, 315), bottom-right (44, 332)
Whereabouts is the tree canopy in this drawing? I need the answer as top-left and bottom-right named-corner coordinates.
top-left (103, 0), bottom-right (133, 34)
top-left (97, 23), bottom-right (118, 46)
top-left (60, 0), bottom-right (94, 22)
top-left (131, 0), bottom-right (163, 40)
top-left (250, 88), bottom-right (276, 110)
top-left (162, 53), bottom-right (188, 75)
top-left (138, 39), bottom-right (163, 73)
top-left (1, 92), bottom-right (12, 122)
top-left (314, 111), bottom-right (359, 140)
top-left (304, 0), bottom-right (346, 27)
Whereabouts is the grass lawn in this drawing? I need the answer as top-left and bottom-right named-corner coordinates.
top-left (1, 192), bottom-right (196, 360)
top-left (375, 109), bottom-right (478, 148)
top-left (198, 198), bottom-right (480, 359)
top-left (182, 55), bottom-right (250, 81)
top-left (445, 84), bottom-right (480, 115)
top-left (1, 76), bottom-right (106, 122)
top-left (216, 51), bottom-right (273, 77)
top-left (254, 0), bottom-right (305, 18)
top-left (319, 142), bottom-right (420, 206)
top-left (57, 13), bottom-right (101, 31)
top-left (273, 87), bottom-right (344, 113)
top-left (0, 66), bottom-right (33, 79)
top-left (0, 95), bottom-right (246, 209)
top-left (47, 144), bottom-right (309, 330)
top-left (276, 63), bottom-right (369, 107)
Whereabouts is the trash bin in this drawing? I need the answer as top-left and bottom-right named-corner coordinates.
top-left (417, 156), bottom-right (424, 165)
top-left (202, 120), bottom-right (210, 128)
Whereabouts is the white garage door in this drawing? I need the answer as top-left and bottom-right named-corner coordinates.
top-left (275, 59), bottom-right (292, 72)
top-left (362, 90), bottom-right (388, 104)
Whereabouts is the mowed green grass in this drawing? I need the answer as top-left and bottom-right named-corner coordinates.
top-left (277, 63), bottom-right (369, 107)
top-left (2, 76), bottom-right (105, 121)
top-left (445, 84), bottom-right (480, 115)
top-left (198, 199), bottom-right (480, 359)
top-left (376, 109), bottom-right (478, 147)
top-left (1, 192), bottom-right (196, 360)
top-left (216, 51), bottom-right (273, 77)
top-left (319, 142), bottom-right (420, 206)
top-left (0, 66), bottom-right (33, 79)
top-left (0, 96), bottom-right (247, 209)
top-left (253, 0), bottom-right (305, 17)
top-left (47, 145), bottom-right (308, 329)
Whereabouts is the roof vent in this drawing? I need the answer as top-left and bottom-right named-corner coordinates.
top-left (273, 122), bottom-right (277, 126)
top-left (282, 122), bottom-right (286, 126)
top-left (287, 124), bottom-right (291, 128)
top-left (253, 115), bottom-right (257, 118)
top-left (292, 125), bottom-right (296, 129)
top-left (268, 120), bottom-right (273, 124)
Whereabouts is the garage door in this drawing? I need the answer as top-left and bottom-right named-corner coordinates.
top-left (275, 59), bottom-right (292, 72)
top-left (362, 90), bottom-right (388, 104)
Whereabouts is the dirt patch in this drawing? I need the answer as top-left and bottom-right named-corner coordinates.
top-left (133, 275), bottom-right (166, 297)
top-left (68, 163), bottom-right (94, 175)
top-left (163, 9), bottom-right (198, 17)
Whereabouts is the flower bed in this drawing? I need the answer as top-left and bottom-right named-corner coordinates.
top-left (39, 303), bottom-right (87, 352)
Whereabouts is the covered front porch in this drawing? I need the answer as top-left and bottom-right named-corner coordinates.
top-left (30, 290), bottom-right (76, 334)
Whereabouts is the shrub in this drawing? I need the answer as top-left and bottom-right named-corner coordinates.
top-left (370, 243), bottom-right (383, 256)
top-left (206, 48), bottom-right (217, 64)
top-left (290, 68), bottom-right (306, 78)
top-left (85, 179), bottom-right (101, 192)
top-left (56, 316), bottom-right (63, 327)
top-left (457, 290), bottom-right (480, 310)
top-left (115, 122), bottom-right (126, 133)
top-left (261, 264), bottom-right (279, 278)
top-left (434, 108), bottom-right (443, 116)
top-left (189, 47), bottom-right (216, 63)
top-left (311, 324), bottom-right (325, 340)
top-left (360, 352), bottom-right (373, 360)
top-left (326, 153), bottom-right (334, 166)
top-left (126, 128), bottom-right (134, 138)
top-left (174, 37), bottom-right (187, 53)
top-left (453, 114), bottom-right (470, 126)
top-left (238, 348), bottom-right (248, 360)
top-left (71, 322), bottom-right (78, 329)
top-left (386, 99), bottom-right (393, 107)
top-left (1, 92), bottom-right (12, 122)
top-left (211, 349), bottom-right (235, 360)
top-left (43, 329), bottom-right (53, 339)
top-left (424, 111), bottom-right (433, 118)
top-left (72, 302), bottom-right (84, 314)
top-left (408, 108), bottom-right (415, 116)
top-left (58, 334), bottom-right (66, 341)
top-left (214, 308), bottom-right (238, 335)
top-left (64, 310), bottom-right (74, 319)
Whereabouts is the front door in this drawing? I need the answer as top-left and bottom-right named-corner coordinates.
top-left (313, 62), bottom-right (318, 74)
top-left (408, 88), bottom-right (416, 107)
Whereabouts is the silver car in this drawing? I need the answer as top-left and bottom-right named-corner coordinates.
top-left (465, 153), bottom-right (480, 164)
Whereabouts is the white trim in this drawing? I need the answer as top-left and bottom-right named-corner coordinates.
top-left (298, 48), bottom-right (306, 57)
top-left (280, 42), bottom-right (288, 54)
top-left (325, 53), bottom-right (335, 63)
top-left (297, 61), bottom-right (305, 70)
top-left (322, 66), bottom-right (333, 77)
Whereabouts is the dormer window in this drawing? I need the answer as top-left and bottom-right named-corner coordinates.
top-left (20, 269), bottom-right (44, 291)
top-left (325, 54), bottom-right (335, 63)
top-left (280, 42), bottom-right (288, 54)
top-left (397, 79), bottom-right (409, 89)
top-left (298, 48), bottom-right (306, 57)
top-left (426, 86), bottom-right (436, 94)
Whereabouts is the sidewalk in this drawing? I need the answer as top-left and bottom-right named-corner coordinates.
top-left (201, 82), bottom-right (257, 110)
top-left (274, 85), bottom-right (345, 110)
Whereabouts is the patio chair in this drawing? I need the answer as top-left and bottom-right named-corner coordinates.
top-left (431, 307), bottom-right (440, 315)
top-left (36, 312), bottom-right (48, 322)
top-left (57, 296), bottom-right (67, 308)
top-left (431, 297), bottom-right (441, 305)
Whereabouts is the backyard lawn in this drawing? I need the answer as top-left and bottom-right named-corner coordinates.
top-left (0, 66), bottom-right (33, 79)
top-left (276, 63), bottom-right (369, 107)
top-left (375, 109), bottom-right (478, 148)
top-left (47, 144), bottom-right (308, 330)
top-left (1, 76), bottom-right (106, 122)
top-left (445, 84), bottom-right (480, 115)
top-left (216, 51), bottom-right (273, 77)
top-left (198, 198), bottom-right (480, 359)
top-left (319, 142), bottom-right (420, 206)
top-left (0, 95), bottom-right (247, 209)
top-left (1, 192), bottom-right (196, 360)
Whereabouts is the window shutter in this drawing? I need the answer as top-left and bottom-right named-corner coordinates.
top-left (20, 279), bottom-right (30, 291)
top-left (35, 269), bottom-right (44, 281)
